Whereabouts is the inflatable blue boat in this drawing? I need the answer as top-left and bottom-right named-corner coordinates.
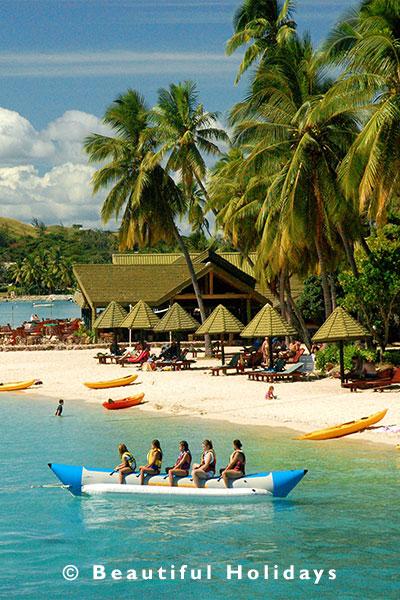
top-left (48, 463), bottom-right (307, 498)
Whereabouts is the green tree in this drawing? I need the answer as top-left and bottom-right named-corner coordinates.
top-left (339, 226), bottom-right (400, 351)
top-left (324, 0), bottom-right (400, 226)
top-left (226, 0), bottom-right (297, 84)
top-left (84, 88), bottom-right (214, 353)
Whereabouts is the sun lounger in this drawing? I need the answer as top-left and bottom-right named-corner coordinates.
top-left (343, 366), bottom-right (400, 392)
top-left (286, 348), bottom-right (305, 364)
top-left (94, 353), bottom-right (118, 364)
top-left (211, 353), bottom-right (245, 376)
top-left (156, 359), bottom-right (196, 371)
top-left (118, 349), bottom-right (150, 367)
top-left (248, 362), bottom-right (304, 382)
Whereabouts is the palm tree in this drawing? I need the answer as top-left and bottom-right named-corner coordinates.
top-left (150, 81), bottom-right (229, 203)
top-left (324, 0), bottom-right (400, 226)
top-left (83, 89), bottom-right (213, 353)
top-left (229, 35), bottom-right (361, 319)
top-left (226, 0), bottom-right (297, 84)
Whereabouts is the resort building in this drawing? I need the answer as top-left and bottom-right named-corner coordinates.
top-left (73, 249), bottom-right (303, 332)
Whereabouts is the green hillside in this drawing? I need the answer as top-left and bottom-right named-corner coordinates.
top-left (0, 217), bottom-right (37, 237)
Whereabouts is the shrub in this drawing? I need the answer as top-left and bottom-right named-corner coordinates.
top-left (315, 344), bottom-right (377, 372)
top-left (382, 350), bottom-right (400, 366)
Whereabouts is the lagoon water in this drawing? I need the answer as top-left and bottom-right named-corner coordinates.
top-left (0, 395), bottom-right (398, 599)
top-left (0, 300), bottom-right (81, 327)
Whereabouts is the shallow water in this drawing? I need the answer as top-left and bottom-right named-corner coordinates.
top-left (0, 300), bottom-right (80, 327)
top-left (0, 394), bottom-right (398, 599)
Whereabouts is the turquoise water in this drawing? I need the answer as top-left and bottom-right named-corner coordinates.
top-left (0, 395), bottom-right (398, 599)
top-left (0, 300), bottom-right (81, 327)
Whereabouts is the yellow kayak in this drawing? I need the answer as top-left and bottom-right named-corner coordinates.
top-left (0, 379), bottom-right (37, 392)
top-left (84, 374), bottom-right (138, 389)
top-left (295, 409), bottom-right (388, 440)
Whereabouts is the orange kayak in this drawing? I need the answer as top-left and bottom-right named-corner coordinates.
top-left (84, 374), bottom-right (138, 389)
top-left (102, 393), bottom-right (144, 410)
top-left (295, 409), bottom-right (388, 440)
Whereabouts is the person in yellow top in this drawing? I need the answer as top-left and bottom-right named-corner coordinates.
top-left (139, 440), bottom-right (163, 485)
top-left (114, 443), bottom-right (136, 484)
top-left (191, 439), bottom-right (216, 488)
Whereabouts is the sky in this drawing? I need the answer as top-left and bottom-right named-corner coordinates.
top-left (0, 0), bottom-right (352, 230)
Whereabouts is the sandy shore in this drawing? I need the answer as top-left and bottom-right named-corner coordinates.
top-left (2, 348), bottom-right (399, 448)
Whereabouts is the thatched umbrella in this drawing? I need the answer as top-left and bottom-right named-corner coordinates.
top-left (154, 302), bottom-right (200, 354)
top-left (240, 303), bottom-right (297, 369)
top-left (120, 299), bottom-right (160, 344)
top-left (93, 300), bottom-right (127, 351)
top-left (312, 306), bottom-right (371, 384)
top-left (195, 304), bottom-right (244, 365)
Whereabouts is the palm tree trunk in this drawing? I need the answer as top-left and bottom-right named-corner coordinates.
top-left (284, 278), bottom-right (312, 351)
top-left (172, 221), bottom-right (212, 357)
top-left (329, 274), bottom-right (337, 310)
top-left (359, 235), bottom-right (372, 257)
top-left (315, 238), bottom-right (332, 319)
top-left (337, 223), bottom-right (359, 278)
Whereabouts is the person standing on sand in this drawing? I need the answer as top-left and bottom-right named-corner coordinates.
top-left (55, 399), bottom-right (64, 416)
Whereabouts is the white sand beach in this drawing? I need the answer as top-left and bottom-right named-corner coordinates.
top-left (2, 348), bottom-right (399, 447)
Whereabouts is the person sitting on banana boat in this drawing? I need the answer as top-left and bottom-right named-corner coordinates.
top-left (139, 440), bottom-right (163, 485)
top-left (220, 439), bottom-right (246, 488)
top-left (166, 441), bottom-right (192, 486)
top-left (115, 444), bottom-right (136, 484)
top-left (191, 439), bottom-right (216, 487)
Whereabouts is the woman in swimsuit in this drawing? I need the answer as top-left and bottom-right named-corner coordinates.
top-left (167, 441), bottom-right (192, 486)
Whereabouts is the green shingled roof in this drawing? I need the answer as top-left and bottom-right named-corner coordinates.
top-left (241, 304), bottom-right (298, 338)
top-left (312, 307), bottom-right (370, 343)
top-left (93, 301), bottom-right (127, 329)
top-left (120, 299), bottom-right (161, 330)
top-left (154, 302), bottom-right (200, 332)
top-left (196, 304), bottom-right (244, 335)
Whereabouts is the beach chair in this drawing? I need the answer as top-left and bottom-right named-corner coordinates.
top-left (344, 366), bottom-right (400, 392)
top-left (211, 353), bottom-right (244, 376)
top-left (118, 349), bottom-right (150, 367)
top-left (247, 362), bottom-right (303, 383)
top-left (94, 353), bottom-right (118, 364)
top-left (286, 347), bottom-right (305, 364)
top-left (246, 359), bottom-right (286, 381)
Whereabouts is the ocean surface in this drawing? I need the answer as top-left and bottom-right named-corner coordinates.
top-left (0, 300), bottom-right (81, 327)
top-left (0, 394), bottom-right (398, 599)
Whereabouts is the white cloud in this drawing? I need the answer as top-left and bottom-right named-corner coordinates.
top-left (0, 163), bottom-right (107, 227)
top-left (0, 108), bottom-right (54, 164)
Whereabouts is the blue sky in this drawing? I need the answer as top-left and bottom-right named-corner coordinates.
top-left (0, 0), bottom-right (351, 228)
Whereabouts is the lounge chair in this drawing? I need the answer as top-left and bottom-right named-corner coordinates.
top-left (94, 353), bottom-right (118, 364)
top-left (343, 366), bottom-right (400, 392)
top-left (211, 353), bottom-right (244, 376)
top-left (248, 362), bottom-right (304, 383)
top-left (286, 348), bottom-right (305, 364)
top-left (118, 349), bottom-right (150, 367)
top-left (246, 359), bottom-right (286, 381)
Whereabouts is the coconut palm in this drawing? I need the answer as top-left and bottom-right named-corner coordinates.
top-left (324, 0), bottom-right (400, 225)
top-left (83, 89), bottom-right (212, 353)
top-left (226, 0), bottom-right (297, 84)
top-left (150, 81), bottom-right (229, 203)
top-left (229, 35), bottom-right (361, 318)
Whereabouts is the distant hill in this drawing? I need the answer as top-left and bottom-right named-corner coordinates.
top-left (0, 217), bottom-right (37, 237)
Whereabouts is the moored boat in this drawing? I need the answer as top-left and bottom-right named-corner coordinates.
top-left (0, 379), bottom-right (37, 392)
top-left (48, 463), bottom-right (307, 498)
top-left (102, 393), bottom-right (144, 410)
top-left (84, 374), bottom-right (138, 389)
top-left (294, 409), bottom-right (388, 440)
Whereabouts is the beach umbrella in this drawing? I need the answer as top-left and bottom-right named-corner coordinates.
top-left (93, 300), bottom-right (127, 350)
top-left (120, 299), bottom-right (160, 343)
top-left (195, 304), bottom-right (244, 365)
top-left (240, 303), bottom-right (297, 369)
top-left (312, 306), bottom-right (371, 384)
top-left (154, 302), bottom-right (200, 354)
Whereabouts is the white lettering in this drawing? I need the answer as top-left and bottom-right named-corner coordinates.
top-left (313, 569), bottom-right (324, 584)
top-left (206, 565), bottom-right (212, 580)
top-left (273, 565), bottom-right (279, 579)
top-left (142, 569), bottom-right (153, 580)
top-left (179, 565), bottom-right (187, 579)
top-left (127, 569), bottom-right (137, 580)
top-left (247, 569), bottom-right (259, 580)
top-left (227, 564), bottom-right (242, 580)
top-left (111, 569), bottom-right (121, 580)
top-left (329, 569), bottom-right (336, 580)
top-left (283, 565), bottom-right (294, 580)
top-left (191, 569), bottom-right (202, 580)
top-left (171, 565), bottom-right (175, 580)
top-left (158, 567), bottom-right (166, 580)
top-left (299, 569), bottom-right (311, 580)
top-left (93, 565), bottom-right (106, 580)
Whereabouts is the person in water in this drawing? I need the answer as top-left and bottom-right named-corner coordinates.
top-left (167, 441), bottom-right (192, 486)
top-left (55, 399), bottom-right (64, 416)
top-left (220, 439), bottom-right (246, 488)
top-left (114, 443), bottom-right (136, 484)
top-left (139, 440), bottom-right (163, 485)
top-left (191, 439), bottom-right (216, 488)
